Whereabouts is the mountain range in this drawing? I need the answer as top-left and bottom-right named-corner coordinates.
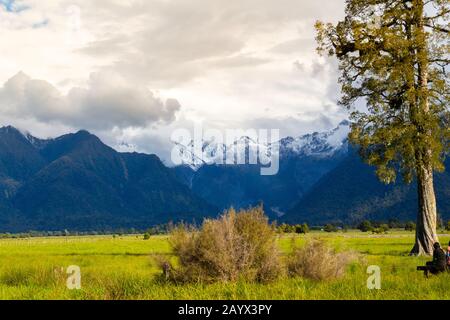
top-left (172, 121), bottom-right (350, 217)
top-left (173, 120), bottom-right (450, 224)
top-left (0, 126), bottom-right (215, 232)
top-left (0, 122), bottom-right (448, 231)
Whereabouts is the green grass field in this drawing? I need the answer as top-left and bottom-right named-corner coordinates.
top-left (0, 231), bottom-right (449, 300)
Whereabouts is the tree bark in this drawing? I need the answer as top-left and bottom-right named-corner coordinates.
top-left (410, 162), bottom-right (438, 255)
top-left (409, 0), bottom-right (439, 256)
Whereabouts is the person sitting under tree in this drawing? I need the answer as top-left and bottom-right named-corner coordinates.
top-left (419, 243), bottom-right (447, 277)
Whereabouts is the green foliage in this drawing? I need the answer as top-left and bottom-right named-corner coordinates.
top-left (277, 223), bottom-right (309, 234)
top-left (295, 223), bottom-right (310, 234)
top-left (316, 0), bottom-right (449, 184)
top-left (143, 233), bottom-right (151, 240)
top-left (146, 224), bottom-right (172, 236)
top-left (302, 223), bottom-right (310, 234)
top-left (358, 220), bottom-right (373, 232)
top-left (445, 221), bottom-right (450, 231)
top-left (324, 224), bottom-right (339, 233)
top-left (372, 224), bottom-right (390, 234)
top-left (388, 219), bottom-right (402, 229)
top-left (405, 221), bottom-right (417, 231)
top-left (277, 223), bottom-right (296, 234)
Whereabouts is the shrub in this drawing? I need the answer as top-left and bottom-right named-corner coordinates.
top-left (287, 240), bottom-right (357, 281)
top-left (404, 221), bottom-right (416, 232)
top-left (163, 207), bottom-right (283, 283)
top-left (324, 224), bottom-right (338, 233)
top-left (302, 223), bottom-right (309, 233)
top-left (358, 220), bottom-right (373, 232)
top-left (445, 221), bottom-right (450, 231)
top-left (388, 219), bottom-right (401, 229)
top-left (372, 224), bottom-right (389, 234)
top-left (295, 223), bottom-right (309, 234)
top-left (143, 233), bottom-right (151, 240)
top-left (278, 223), bottom-right (295, 233)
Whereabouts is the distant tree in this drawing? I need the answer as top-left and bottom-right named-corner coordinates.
top-left (302, 223), bottom-right (310, 234)
top-left (380, 224), bottom-right (390, 232)
top-left (373, 224), bottom-right (390, 234)
top-left (388, 218), bottom-right (401, 229)
top-left (143, 233), bottom-right (151, 240)
top-left (295, 223), bottom-right (310, 234)
top-left (358, 220), bottom-right (373, 233)
top-left (316, 0), bottom-right (449, 255)
top-left (277, 223), bottom-right (289, 234)
top-left (445, 221), bottom-right (450, 231)
top-left (405, 221), bottom-right (417, 232)
top-left (324, 224), bottom-right (338, 233)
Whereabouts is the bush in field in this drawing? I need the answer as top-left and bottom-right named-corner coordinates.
top-left (324, 224), bottom-right (338, 233)
top-left (446, 221), bottom-right (450, 231)
top-left (143, 233), bottom-right (151, 240)
top-left (372, 224), bottom-right (389, 234)
top-left (302, 223), bottom-right (310, 233)
top-left (388, 219), bottom-right (402, 229)
top-left (295, 223), bottom-right (309, 234)
top-left (278, 223), bottom-right (295, 233)
top-left (358, 220), bottom-right (373, 232)
top-left (164, 207), bottom-right (283, 283)
top-left (405, 221), bottom-right (416, 232)
top-left (287, 240), bottom-right (357, 281)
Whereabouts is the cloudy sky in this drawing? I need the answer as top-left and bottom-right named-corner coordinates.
top-left (0, 0), bottom-right (347, 164)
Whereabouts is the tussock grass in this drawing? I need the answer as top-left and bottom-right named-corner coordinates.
top-left (0, 265), bottom-right (65, 287)
top-left (287, 240), bottom-right (360, 281)
top-left (165, 207), bottom-right (283, 283)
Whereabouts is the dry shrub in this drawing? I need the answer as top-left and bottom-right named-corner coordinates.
top-left (165, 207), bottom-right (282, 283)
top-left (287, 240), bottom-right (357, 281)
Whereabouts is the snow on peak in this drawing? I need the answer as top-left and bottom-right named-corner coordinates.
top-left (173, 121), bottom-right (350, 169)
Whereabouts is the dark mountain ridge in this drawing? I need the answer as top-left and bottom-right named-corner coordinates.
top-left (0, 126), bottom-right (216, 232)
top-left (284, 149), bottom-right (450, 225)
top-left (1, 124), bottom-right (448, 231)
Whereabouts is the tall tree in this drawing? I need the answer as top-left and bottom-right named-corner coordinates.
top-left (316, 0), bottom-right (449, 255)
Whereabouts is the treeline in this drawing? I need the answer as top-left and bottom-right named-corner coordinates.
top-left (1, 219), bottom-right (450, 239)
top-left (277, 219), bottom-right (450, 234)
top-left (0, 224), bottom-right (173, 239)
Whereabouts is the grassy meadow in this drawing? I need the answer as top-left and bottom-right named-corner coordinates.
top-left (0, 230), bottom-right (449, 300)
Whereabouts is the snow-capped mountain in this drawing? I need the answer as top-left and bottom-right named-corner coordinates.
top-left (277, 120), bottom-right (350, 158)
top-left (173, 120), bottom-right (350, 169)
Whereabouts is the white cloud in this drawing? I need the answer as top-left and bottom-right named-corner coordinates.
top-left (0, 71), bottom-right (181, 130)
top-left (0, 0), bottom-right (347, 162)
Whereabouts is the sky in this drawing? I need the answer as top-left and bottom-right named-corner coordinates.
top-left (0, 0), bottom-right (347, 164)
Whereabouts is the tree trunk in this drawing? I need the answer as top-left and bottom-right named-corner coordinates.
top-left (410, 161), bottom-right (438, 256)
top-left (409, 0), bottom-right (438, 256)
